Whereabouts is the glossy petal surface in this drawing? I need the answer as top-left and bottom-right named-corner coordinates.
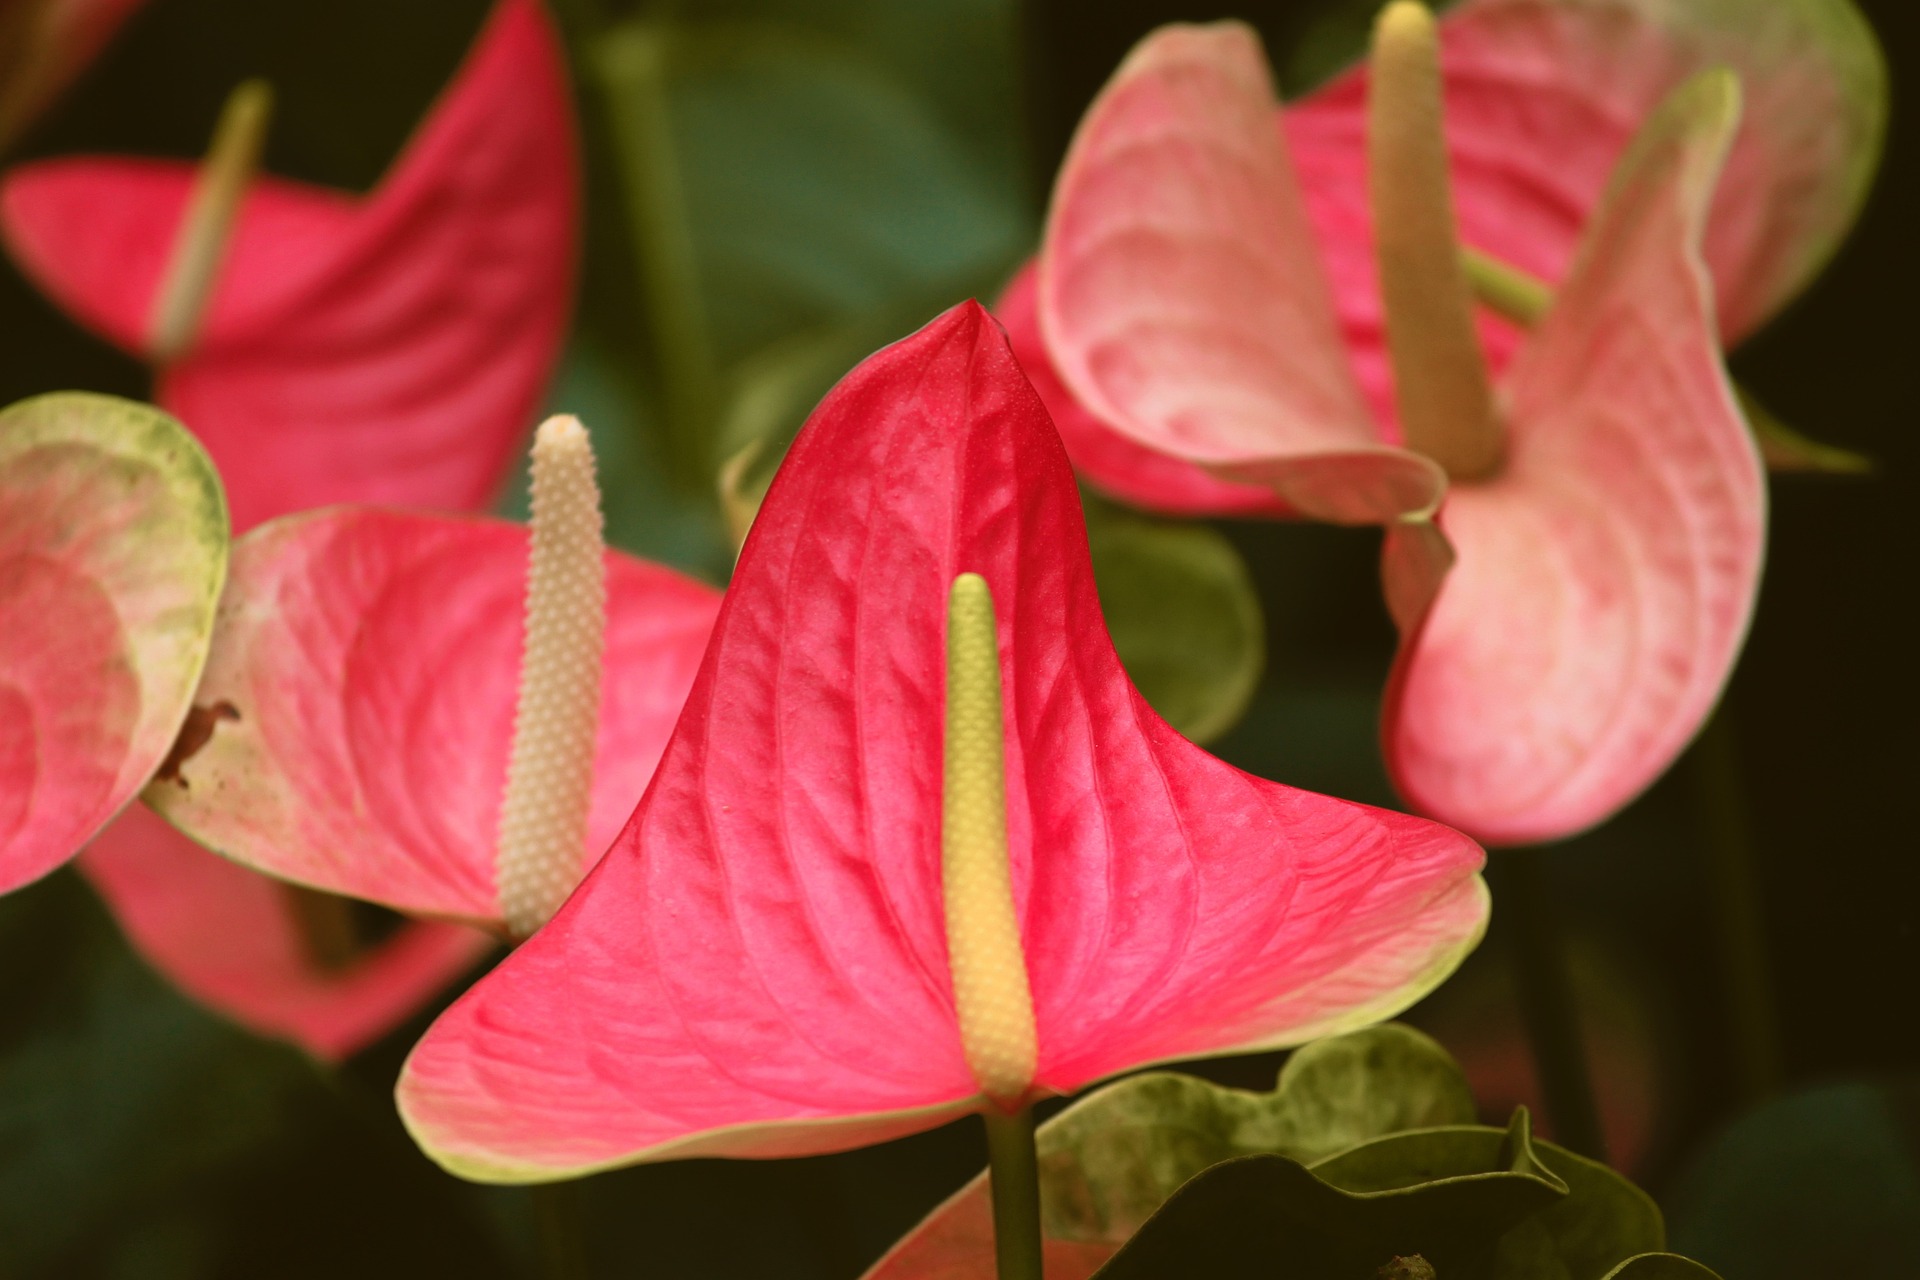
top-left (146, 509), bottom-right (720, 929)
top-left (398, 301), bottom-right (1488, 1182)
top-left (1384, 74), bottom-right (1765, 845)
top-left (998, 265), bottom-right (1283, 518)
top-left (0, 393), bottom-right (225, 894)
top-left (1039, 23), bottom-right (1442, 524)
top-left (1286, 0), bottom-right (1886, 415)
top-left (79, 805), bottom-right (490, 1060)
top-left (0, 0), bottom-right (579, 529)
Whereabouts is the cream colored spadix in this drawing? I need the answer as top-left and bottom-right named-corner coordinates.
top-left (1368, 1), bottom-right (1502, 482)
top-left (149, 78), bottom-right (274, 365)
top-left (496, 415), bottom-right (608, 940)
top-left (942, 573), bottom-right (1038, 1111)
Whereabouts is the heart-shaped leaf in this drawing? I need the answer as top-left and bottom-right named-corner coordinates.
top-left (1094, 1109), bottom-right (1664, 1279)
top-left (864, 1024), bottom-right (1476, 1279)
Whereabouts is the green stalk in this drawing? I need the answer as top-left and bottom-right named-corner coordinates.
top-left (1493, 850), bottom-right (1607, 1162)
top-left (595, 21), bottom-right (721, 490)
top-left (1691, 708), bottom-right (1783, 1103)
top-left (530, 1182), bottom-right (590, 1280)
top-left (982, 1106), bottom-right (1044, 1280)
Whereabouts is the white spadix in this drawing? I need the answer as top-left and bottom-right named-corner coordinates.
top-left (496, 415), bottom-right (608, 940)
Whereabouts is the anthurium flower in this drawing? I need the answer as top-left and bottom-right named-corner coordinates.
top-left (0, 0), bottom-right (578, 531)
top-left (0, 391), bottom-right (223, 895)
top-left (1006, 0), bottom-right (1883, 513)
top-left (147, 420), bottom-right (723, 941)
top-left (1016, 8), bottom-right (1779, 845)
top-left (0, 0), bottom-right (146, 150)
top-left (394, 299), bottom-right (1488, 1183)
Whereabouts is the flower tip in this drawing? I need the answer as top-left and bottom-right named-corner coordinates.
top-left (532, 411), bottom-right (588, 453)
top-left (1373, 0), bottom-right (1438, 54)
top-left (1692, 65), bottom-right (1744, 133)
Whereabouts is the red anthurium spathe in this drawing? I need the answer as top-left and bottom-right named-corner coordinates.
top-left (1023, 9), bottom-right (1779, 845)
top-left (146, 501), bottom-right (722, 934)
top-left (395, 300), bottom-right (1489, 1183)
top-left (0, 391), bottom-right (225, 894)
top-left (0, 0), bottom-right (579, 531)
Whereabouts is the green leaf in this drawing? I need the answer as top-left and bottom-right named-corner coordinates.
top-left (1085, 503), bottom-right (1265, 744)
top-left (863, 1025), bottom-right (1475, 1278)
top-left (1094, 1110), bottom-right (1666, 1280)
top-left (1666, 1080), bottom-right (1920, 1278)
top-left (591, 14), bottom-right (1032, 485)
top-left (1094, 1110), bottom-right (1565, 1279)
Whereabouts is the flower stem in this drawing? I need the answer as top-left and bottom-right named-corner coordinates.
top-left (983, 1105), bottom-right (1044, 1280)
top-left (1691, 707), bottom-right (1782, 1104)
top-left (530, 1182), bottom-right (589, 1280)
top-left (1493, 850), bottom-right (1607, 1162)
top-left (594, 21), bottom-right (722, 491)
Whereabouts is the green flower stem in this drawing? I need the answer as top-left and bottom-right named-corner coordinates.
top-left (1691, 708), bottom-right (1783, 1104)
top-left (1493, 850), bottom-right (1607, 1162)
top-left (530, 1182), bottom-right (590, 1280)
top-left (595, 21), bottom-right (721, 491)
top-left (983, 1105), bottom-right (1044, 1280)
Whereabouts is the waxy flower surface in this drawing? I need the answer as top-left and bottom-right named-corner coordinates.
top-left (0, 392), bottom-right (224, 895)
top-left (0, 0), bottom-right (578, 530)
top-left (0, 0), bottom-right (584, 1055)
top-left (1008, 0), bottom-right (1883, 514)
top-left (396, 300), bottom-right (1489, 1183)
top-left (1001, 0), bottom-right (1874, 843)
top-left (147, 502), bottom-right (721, 936)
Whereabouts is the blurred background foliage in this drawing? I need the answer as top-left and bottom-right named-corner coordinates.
top-left (0, 0), bottom-right (1914, 1274)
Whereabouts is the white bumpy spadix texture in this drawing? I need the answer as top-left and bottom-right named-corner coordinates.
top-left (496, 415), bottom-right (607, 940)
top-left (942, 573), bottom-right (1038, 1109)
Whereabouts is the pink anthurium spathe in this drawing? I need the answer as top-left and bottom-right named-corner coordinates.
top-left (1020, 7), bottom-right (1788, 845)
top-left (0, 0), bottom-right (579, 531)
top-left (101, 417), bottom-right (717, 1060)
top-left (0, 391), bottom-right (224, 895)
top-left (1010, 0), bottom-right (1883, 510)
top-left (146, 500), bottom-right (722, 935)
top-left (0, 0), bottom-right (584, 1056)
top-left (394, 300), bottom-right (1489, 1184)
